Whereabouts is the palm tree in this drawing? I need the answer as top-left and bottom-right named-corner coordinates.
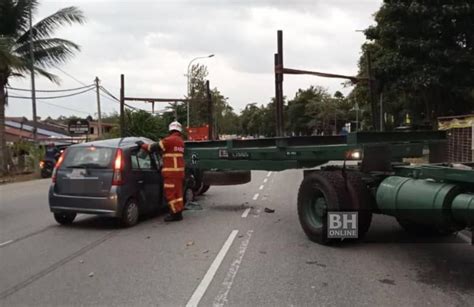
top-left (0, 0), bottom-right (85, 175)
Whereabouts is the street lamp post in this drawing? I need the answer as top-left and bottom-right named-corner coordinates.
top-left (186, 54), bottom-right (214, 128)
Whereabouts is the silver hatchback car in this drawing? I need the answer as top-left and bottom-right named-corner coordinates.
top-left (49, 137), bottom-right (167, 227)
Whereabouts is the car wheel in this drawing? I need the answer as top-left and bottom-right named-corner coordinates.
top-left (121, 198), bottom-right (139, 227)
top-left (197, 184), bottom-right (210, 195)
top-left (54, 212), bottom-right (76, 225)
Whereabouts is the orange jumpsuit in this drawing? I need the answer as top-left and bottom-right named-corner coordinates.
top-left (147, 132), bottom-right (185, 214)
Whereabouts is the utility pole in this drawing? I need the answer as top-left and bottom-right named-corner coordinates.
top-left (120, 74), bottom-right (125, 137)
top-left (95, 77), bottom-right (102, 138)
top-left (379, 92), bottom-right (384, 132)
top-left (206, 80), bottom-right (213, 140)
top-left (28, 4), bottom-right (37, 143)
top-left (355, 102), bottom-right (359, 131)
top-left (274, 30), bottom-right (284, 137)
top-left (366, 50), bottom-right (378, 131)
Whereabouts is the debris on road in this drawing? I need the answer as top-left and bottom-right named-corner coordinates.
top-left (379, 279), bottom-right (396, 285)
top-left (146, 236), bottom-right (151, 239)
top-left (259, 251), bottom-right (267, 254)
top-left (264, 207), bottom-right (275, 213)
top-left (186, 240), bottom-right (195, 247)
top-left (88, 272), bottom-right (94, 278)
top-left (306, 260), bottom-right (326, 267)
top-left (202, 249), bottom-right (209, 254)
top-left (238, 234), bottom-right (244, 238)
top-left (79, 259), bottom-right (84, 264)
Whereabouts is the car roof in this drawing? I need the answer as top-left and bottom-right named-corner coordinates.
top-left (70, 137), bottom-right (154, 149)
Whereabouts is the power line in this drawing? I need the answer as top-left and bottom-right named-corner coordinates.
top-left (54, 66), bottom-right (89, 86)
top-left (38, 100), bottom-right (91, 115)
top-left (99, 86), bottom-right (119, 101)
top-left (7, 87), bottom-right (95, 100)
top-left (7, 96), bottom-right (91, 115)
top-left (53, 68), bottom-right (122, 113)
top-left (6, 84), bottom-right (94, 93)
top-left (99, 85), bottom-right (152, 112)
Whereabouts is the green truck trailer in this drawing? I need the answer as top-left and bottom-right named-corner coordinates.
top-left (185, 131), bottom-right (473, 245)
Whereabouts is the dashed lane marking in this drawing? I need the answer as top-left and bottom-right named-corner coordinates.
top-left (259, 185), bottom-right (264, 190)
top-left (186, 230), bottom-right (239, 307)
top-left (263, 178), bottom-right (268, 183)
top-left (0, 240), bottom-right (13, 247)
top-left (252, 193), bottom-right (259, 201)
top-left (241, 208), bottom-right (251, 218)
top-left (266, 172), bottom-right (272, 177)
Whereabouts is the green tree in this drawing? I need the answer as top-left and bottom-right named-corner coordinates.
top-left (352, 0), bottom-right (474, 127)
top-left (125, 110), bottom-right (167, 141)
top-left (0, 0), bottom-right (85, 175)
top-left (188, 64), bottom-right (209, 127)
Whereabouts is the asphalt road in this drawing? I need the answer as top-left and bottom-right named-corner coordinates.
top-left (0, 170), bottom-right (473, 307)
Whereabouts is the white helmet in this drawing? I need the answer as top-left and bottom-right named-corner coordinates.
top-left (169, 121), bottom-right (182, 132)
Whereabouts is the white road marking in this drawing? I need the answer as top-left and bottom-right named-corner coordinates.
top-left (0, 240), bottom-right (13, 247)
top-left (213, 230), bottom-right (253, 307)
top-left (241, 208), bottom-right (251, 218)
top-left (263, 178), bottom-right (268, 183)
top-left (457, 231), bottom-right (472, 244)
top-left (252, 193), bottom-right (259, 201)
top-left (266, 172), bottom-right (272, 177)
top-left (259, 185), bottom-right (264, 190)
top-left (186, 230), bottom-right (239, 307)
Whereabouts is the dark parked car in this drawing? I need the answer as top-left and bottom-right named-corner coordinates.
top-left (49, 137), bottom-right (167, 227)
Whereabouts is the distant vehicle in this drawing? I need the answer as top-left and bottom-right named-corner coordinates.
top-left (49, 137), bottom-right (184, 227)
top-left (40, 144), bottom-right (70, 178)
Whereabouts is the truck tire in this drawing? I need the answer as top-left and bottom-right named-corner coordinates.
top-left (297, 171), bottom-right (350, 245)
top-left (202, 170), bottom-right (251, 186)
top-left (344, 172), bottom-right (374, 240)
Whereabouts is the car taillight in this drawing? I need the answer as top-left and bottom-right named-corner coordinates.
top-left (112, 148), bottom-right (124, 186)
top-left (52, 152), bottom-right (66, 183)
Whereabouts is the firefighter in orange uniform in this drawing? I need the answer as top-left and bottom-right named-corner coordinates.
top-left (141, 121), bottom-right (185, 222)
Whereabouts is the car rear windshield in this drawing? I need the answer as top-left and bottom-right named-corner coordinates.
top-left (62, 146), bottom-right (115, 169)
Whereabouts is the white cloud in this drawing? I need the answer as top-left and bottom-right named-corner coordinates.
top-left (6, 0), bottom-right (381, 118)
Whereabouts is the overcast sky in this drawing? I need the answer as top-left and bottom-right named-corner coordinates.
top-left (6, 0), bottom-right (381, 120)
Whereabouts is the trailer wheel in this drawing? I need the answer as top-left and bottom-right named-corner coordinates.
top-left (344, 172), bottom-right (374, 240)
top-left (297, 171), bottom-right (349, 245)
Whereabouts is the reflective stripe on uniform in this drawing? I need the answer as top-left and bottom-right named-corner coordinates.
top-left (169, 197), bottom-right (183, 205)
top-left (159, 140), bottom-right (165, 151)
top-left (162, 167), bottom-right (185, 172)
top-left (164, 183), bottom-right (175, 188)
top-left (169, 202), bottom-right (176, 212)
top-left (173, 157), bottom-right (177, 168)
top-left (162, 153), bottom-right (183, 158)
